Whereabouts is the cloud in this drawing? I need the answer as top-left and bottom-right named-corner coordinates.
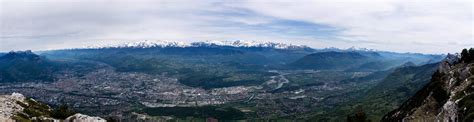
top-left (236, 0), bottom-right (473, 53)
top-left (0, 0), bottom-right (472, 53)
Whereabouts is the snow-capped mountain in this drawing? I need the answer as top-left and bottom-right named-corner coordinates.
top-left (346, 46), bottom-right (379, 52)
top-left (85, 40), bottom-right (311, 50)
top-left (86, 40), bottom-right (190, 49)
top-left (82, 40), bottom-right (395, 53)
top-left (190, 40), bottom-right (310, 49)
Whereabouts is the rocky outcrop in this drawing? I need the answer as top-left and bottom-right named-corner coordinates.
top-left (65, 113), bottom-right (106, 122)
top-left (0, 92), bottom-right (106, 122)
top-left (0, 93), bottom-right (26, 121)
top-left (383, 52), bottom-right (474, 121)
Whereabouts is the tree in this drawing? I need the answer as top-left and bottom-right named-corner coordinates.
top-left (347, 105), bottom-right (370, 122)
top-left (50, 104), bottom-right (76, 119)
top-left (469, 48), bottom-right (474, 63)
top-left (461, 49), bottom-right (469, 63)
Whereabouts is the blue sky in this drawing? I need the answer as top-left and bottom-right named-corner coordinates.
top-left (0, 0), bottom-right (472, 54)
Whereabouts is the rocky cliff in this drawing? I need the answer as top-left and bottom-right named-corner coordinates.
top-left (383, 52), bottom-right (474, 121)
top-left (0, 92), bottom-right (106, 122)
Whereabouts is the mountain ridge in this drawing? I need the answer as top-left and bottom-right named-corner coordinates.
top-left (383, 49), bottom-right (474, 121)
top-left (0, 51), bottom-right (57, 83)
top-left (84, 40), bottom-right (313, 50)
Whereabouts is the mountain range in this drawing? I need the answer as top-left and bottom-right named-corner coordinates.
top-left (85, 40), bottom-right (312, 50)
top-left (0, 41), bottom-right (470, 121)
top-left (384, 51), bottom-right (474, 121)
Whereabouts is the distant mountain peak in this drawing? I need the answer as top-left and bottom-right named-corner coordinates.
top-left (191, 40), bottom-right (310, 49)
top-left (5, 50), bottom-right (35, 55)
top-left (86, 40), bottom-right (190, 49)
top-left (443, 53), bottom-right (461, 64)
top-left (346, 46), bottom-right (378, 52)
top-left (0, 50), bottom-right (40, 61)
top-left (85, 40), bottom-right (310, 50)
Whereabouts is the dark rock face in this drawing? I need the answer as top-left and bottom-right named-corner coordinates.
top-left (0, 50), bottom-right (55, 83)
top-left (0, 50), bottom-right (40, 61)
top-left (383, 51), bottom-right (474, 121)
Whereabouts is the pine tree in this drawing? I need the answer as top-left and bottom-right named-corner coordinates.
top-left (50, 104), bottom-right (76, 119)
top-left (468, 48), bottom-right (474, 63)
top-left (461, 49), bottom-right (469, 63)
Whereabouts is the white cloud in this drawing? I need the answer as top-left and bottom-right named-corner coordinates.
top-left (0, 0), bottom-right (472, 53)
top-left (237, 0), bottom-right (473, 53)
top-left (0, 0), bottom-right (297, 50)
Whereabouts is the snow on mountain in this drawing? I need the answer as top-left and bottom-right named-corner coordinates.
top-left (121, 40), bottom-right (190, 48)
top-left (346, 46), bottom-right (379, 52)
top-left (85, 40), bottom-right (310, 50)
top-left (192, 40), bottom-right (310, 49)
top-left (81, 40), bottom-right (392, 53)
top-left (86, 40), bottom-right (190, 49)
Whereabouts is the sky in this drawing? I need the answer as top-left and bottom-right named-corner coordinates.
top-left (0, 0), bottom-right (472, 54)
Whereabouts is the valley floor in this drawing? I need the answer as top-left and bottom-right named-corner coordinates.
top-left (0, 66), bottom-right (382, 120)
